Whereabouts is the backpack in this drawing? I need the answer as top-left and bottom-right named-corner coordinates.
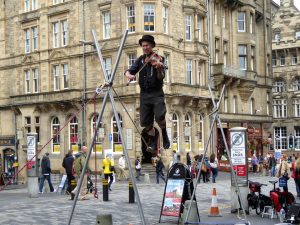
top-left (74, 153), bottom-right (82, 175)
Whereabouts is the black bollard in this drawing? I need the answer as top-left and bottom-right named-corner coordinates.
top-left (103, 178), bottom-right (109, 201)
top-left (129, 181), bottom-right (134, 203)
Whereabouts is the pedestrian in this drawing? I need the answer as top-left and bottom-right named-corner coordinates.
top-left (135, 156), bottom-right (142, 181)
top-left (172, 150), bottom-right (179, 166)
top-left (125, 34), bottom-right (170, 150)
top-left (155, 155), bottom-right (166, 184)
top-left (186, 152), bottom-right (191, 171)
top-left (251, 154), bottom-right (258, 173)
top-left (117, 154), bottom-right (127, 181)
top-left (258, 152), bottom-right (264, 173)
top-left (72, 146), bottom-right (91, 200)
top-left (204, 156), bottom-right (211, 182)
top-left (268, 153), bottom-right (277, 177)
top-left (102, 154), bottom-right (115, 191)
top-left (39, 152), bottom-right (54, 193)
top-left (276, 154), bottom-right (291, 192)
top-left (209, 153), bottom-right (218, 183)
top-left (62, 149), bottom-right (76, 199)
top-left (293, 157), bottom-right (300, 198)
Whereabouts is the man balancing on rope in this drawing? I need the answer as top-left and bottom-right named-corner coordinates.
top-left (125, 35), bottom-right (170, 151)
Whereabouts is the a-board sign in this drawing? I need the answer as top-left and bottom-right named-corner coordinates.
top-left (161, 179), bottom-right (184, 217)
top-left (168, 163), bottom-right (190, 179)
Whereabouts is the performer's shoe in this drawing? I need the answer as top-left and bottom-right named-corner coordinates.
top-left (162, 130), bottom-right (170, 149)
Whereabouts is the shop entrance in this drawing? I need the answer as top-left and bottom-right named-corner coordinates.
top-left (3, 148), bottom-right (15, 183)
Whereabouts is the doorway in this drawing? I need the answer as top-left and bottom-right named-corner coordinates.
top-left (3, 148), bottom-right (15, 183)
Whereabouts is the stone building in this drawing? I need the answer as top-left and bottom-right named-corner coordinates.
top-left (271, 0), bottom-right (300, 151)
top-left (0, 0), bottom-right (212, 183)
top-left (210, 0), bottom-right (273, 159)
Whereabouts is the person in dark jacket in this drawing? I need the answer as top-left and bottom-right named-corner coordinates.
top-left (125, 35), bottom-right (170, 151)
top-left (155, 155), bottom-right (166, 184)
top-left (39, 152), bottom-right (54, 193)
top-left (268, 153), bottom-right (277, 177)
top-left (186, 152), bottom-right (191, 170)
top-left (62, 149), bottom-right (75, 198)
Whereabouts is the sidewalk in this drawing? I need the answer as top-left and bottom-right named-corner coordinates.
top-left (0, 172), bottom-right (294, 225)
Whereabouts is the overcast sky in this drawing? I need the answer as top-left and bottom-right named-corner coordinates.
top-left (273, 0), bottom-right (300, 10)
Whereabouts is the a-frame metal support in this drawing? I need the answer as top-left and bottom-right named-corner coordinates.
top-left (67, 29), bottom-right (146, 225)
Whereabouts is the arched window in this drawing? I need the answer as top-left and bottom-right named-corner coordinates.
top-left (172, 113), bottom-right (179, 152)
top-left (293, 79), bottom-right (300, 91)
top-left (51, 117), bottom-right (60, 153)
top-left (184, 113), bottom-right (191, 152)
top-left (273, 80), bottom-right (285, 92)
top-left (111, 113), bottom-right (123, 153)
top-left (91, 114), bottom-right (103, 153)
top-left (199, 114), bottom-right (204, 151)
top-left (69, 116), bottom-right (78, 152)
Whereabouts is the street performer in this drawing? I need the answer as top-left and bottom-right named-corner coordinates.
top-left (125, 34), bottom-right (170, 150)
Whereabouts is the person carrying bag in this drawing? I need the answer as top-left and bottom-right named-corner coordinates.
top-left (276, 154), bottom-right (291, 192)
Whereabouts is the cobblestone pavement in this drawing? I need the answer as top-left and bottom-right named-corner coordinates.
top-left (0, 172), bottom-right (296, 225)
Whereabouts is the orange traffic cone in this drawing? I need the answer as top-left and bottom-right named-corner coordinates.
top-left (208, 187), bottom-right (221, 217)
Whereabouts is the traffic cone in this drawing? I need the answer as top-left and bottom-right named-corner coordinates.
top-left (208, 187), bottom-right (221, 217)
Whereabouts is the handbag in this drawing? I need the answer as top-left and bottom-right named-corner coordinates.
top-left (201, 164), bottom-right (207, 172)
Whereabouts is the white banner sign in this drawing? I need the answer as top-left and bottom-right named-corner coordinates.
top-left (27, 135), bottom-right (36, 162)
top-left (230, 131), bottom-right (246, 166)
top-left (126, 128), bottom-right (133, 150)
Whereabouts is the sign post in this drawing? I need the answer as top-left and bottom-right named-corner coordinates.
top-left (27, 133), bottom-right (39, 198)
top-left (229, 127), bottom-right (249, 213)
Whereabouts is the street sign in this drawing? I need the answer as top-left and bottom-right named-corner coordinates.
top-left (230, 132), bottom-right (246, 166)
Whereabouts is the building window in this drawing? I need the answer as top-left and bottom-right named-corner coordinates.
top-left (69, 117), bottom-right (78, 152)
top-left (238, 45), bottom-right (247, 70)
top-left (275, 33), bottom-right (281, 42)
top-left (293, 79), bottom-right (300, 91)
top-left (250, 46), bottom-right (255, 71)
top-left (164, 53), bottom-right (170, 83)
top-left (104, 57), bottom-right (111, 79)
top-left (274, 127), bottom-right (287, 150)
top-left (222, 8), bottom-right (226, 28)
top-left (91, 114), bottom-right (103, 153)
top-left (112, 113), bottom-right (123, 151)
top-left (199, 115), bottom-right (204, 151)
top-left (223, 41), bottom-right (228, 67)
top-left (103, 12), bottom-right (111, 39)
top-left (128, 53), bottom-right (136, 69)
top-left (144, 4), bottom-right (155, 32)
top-left (250, 98), bottom-right (254, 115)
top-left (214, 3), bottom-right (218, 25)
top-left (53, 0), bottom-right (65, 4)
top-left (61, 20), bottom-right (68, 46)
top-left (291, 54), bottom-right (297, 65)
top-left (32, 27), bottom-right (38, 51)
top-left (273, 80), bottom-right (285, 92)
top-left (162, 6), bottom-right (168, 34)
top-left (33, 68), bottom-right (38, 93)
top-left (25, 0), bottom-right (30, 12)
top-left (294, 99), bottom-right (300, 117)
top-left (25, 29), bottom-right (30, 53)
top-left (273, 99), bottom-right (287, 118)
top-left (280, 55), bottom-right (285, 66)
top-left (295, 127), bottom-right (300, 150)
top-left (224, 97), bottom-right (228, 113)
top-left (172, 113), bottom-right (179, 152)
top-left (127, 5), bottom-right (135, 33)
top-left (62, 64), bottom-right (69, 89)
top-left (184, 113), bottom-right (191, 152)
top-left (185, 15), bottom-right (192, 41)
top-left (25, 116), bottom-right (31, 134)
top-left (237, 12), bottom-right (245, 32)
top-left (215, 39), bottom-right (219, 64)
top-left (52, 117), bottom-right (60, 153)
top-left (25, 27), bottom-right (39, 53)
top-left (296, 31), bottom-right (300, 39)
top-left (53, 22), bottom-right (59, 48)
top-left (233, 96), bottom-right (237, 113)
top-left (186, 59), bottom-right (192, 85)
top-left (25, 70), bottom-right (30, 94)
top-left (272, 54), bottom-right (277, 67)
top-left (250, 13), bottom-right (254, 34)
top-left (53, 65), bottom-right (60, 91)
top-left (197, 15), bottom-right (202, 42)
top-left (198, 60), bottom-right (205, 86)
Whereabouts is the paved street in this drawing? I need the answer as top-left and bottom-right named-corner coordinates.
top-left (0, 172), bottom-right (295, 225)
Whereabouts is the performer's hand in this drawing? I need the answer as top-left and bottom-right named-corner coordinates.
top-left (125, 71), bottom-right (135, 81)
top-left (154, 62), bottom-right (164, 69)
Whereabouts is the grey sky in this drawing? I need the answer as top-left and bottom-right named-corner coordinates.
top-left (273, 0), bottom-right (300, 10)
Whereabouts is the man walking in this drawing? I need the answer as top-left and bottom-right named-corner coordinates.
top-left (155, 155), bottom-right (166, 184)
top-left (62, 149), bottom-right (76, 199)
top-left (72, 146), bottom-right (90, 200)
top-left (39, 153), bottom-right (54, 193)
top-left (117, 154), bottom-right (127, 181)
top-left (135, 156), bottom-right (142, 181)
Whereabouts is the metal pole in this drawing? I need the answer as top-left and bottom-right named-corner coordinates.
top-left (184, 85), bottom-right (225, 223)
top-left (109, 91), bottom-right (146, 225)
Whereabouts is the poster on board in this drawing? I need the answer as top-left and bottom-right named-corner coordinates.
top-left (161, 179), bottom-right (185, 217)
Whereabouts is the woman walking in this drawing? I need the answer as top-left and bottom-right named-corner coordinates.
top-left (210, 153), bottom-right (218, 183)
top-left (277, 154), bottom-right (291, 192)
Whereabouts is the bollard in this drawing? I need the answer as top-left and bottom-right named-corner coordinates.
top-left (129, 181), bottom-right (134, 203)
top-left (96, 214), bottom-right (112, 225)
top-left (102, 178), bottom-right (109, 201)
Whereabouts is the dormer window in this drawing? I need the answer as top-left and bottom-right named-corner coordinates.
top-left (275, 33), bottom-right (281, 42)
